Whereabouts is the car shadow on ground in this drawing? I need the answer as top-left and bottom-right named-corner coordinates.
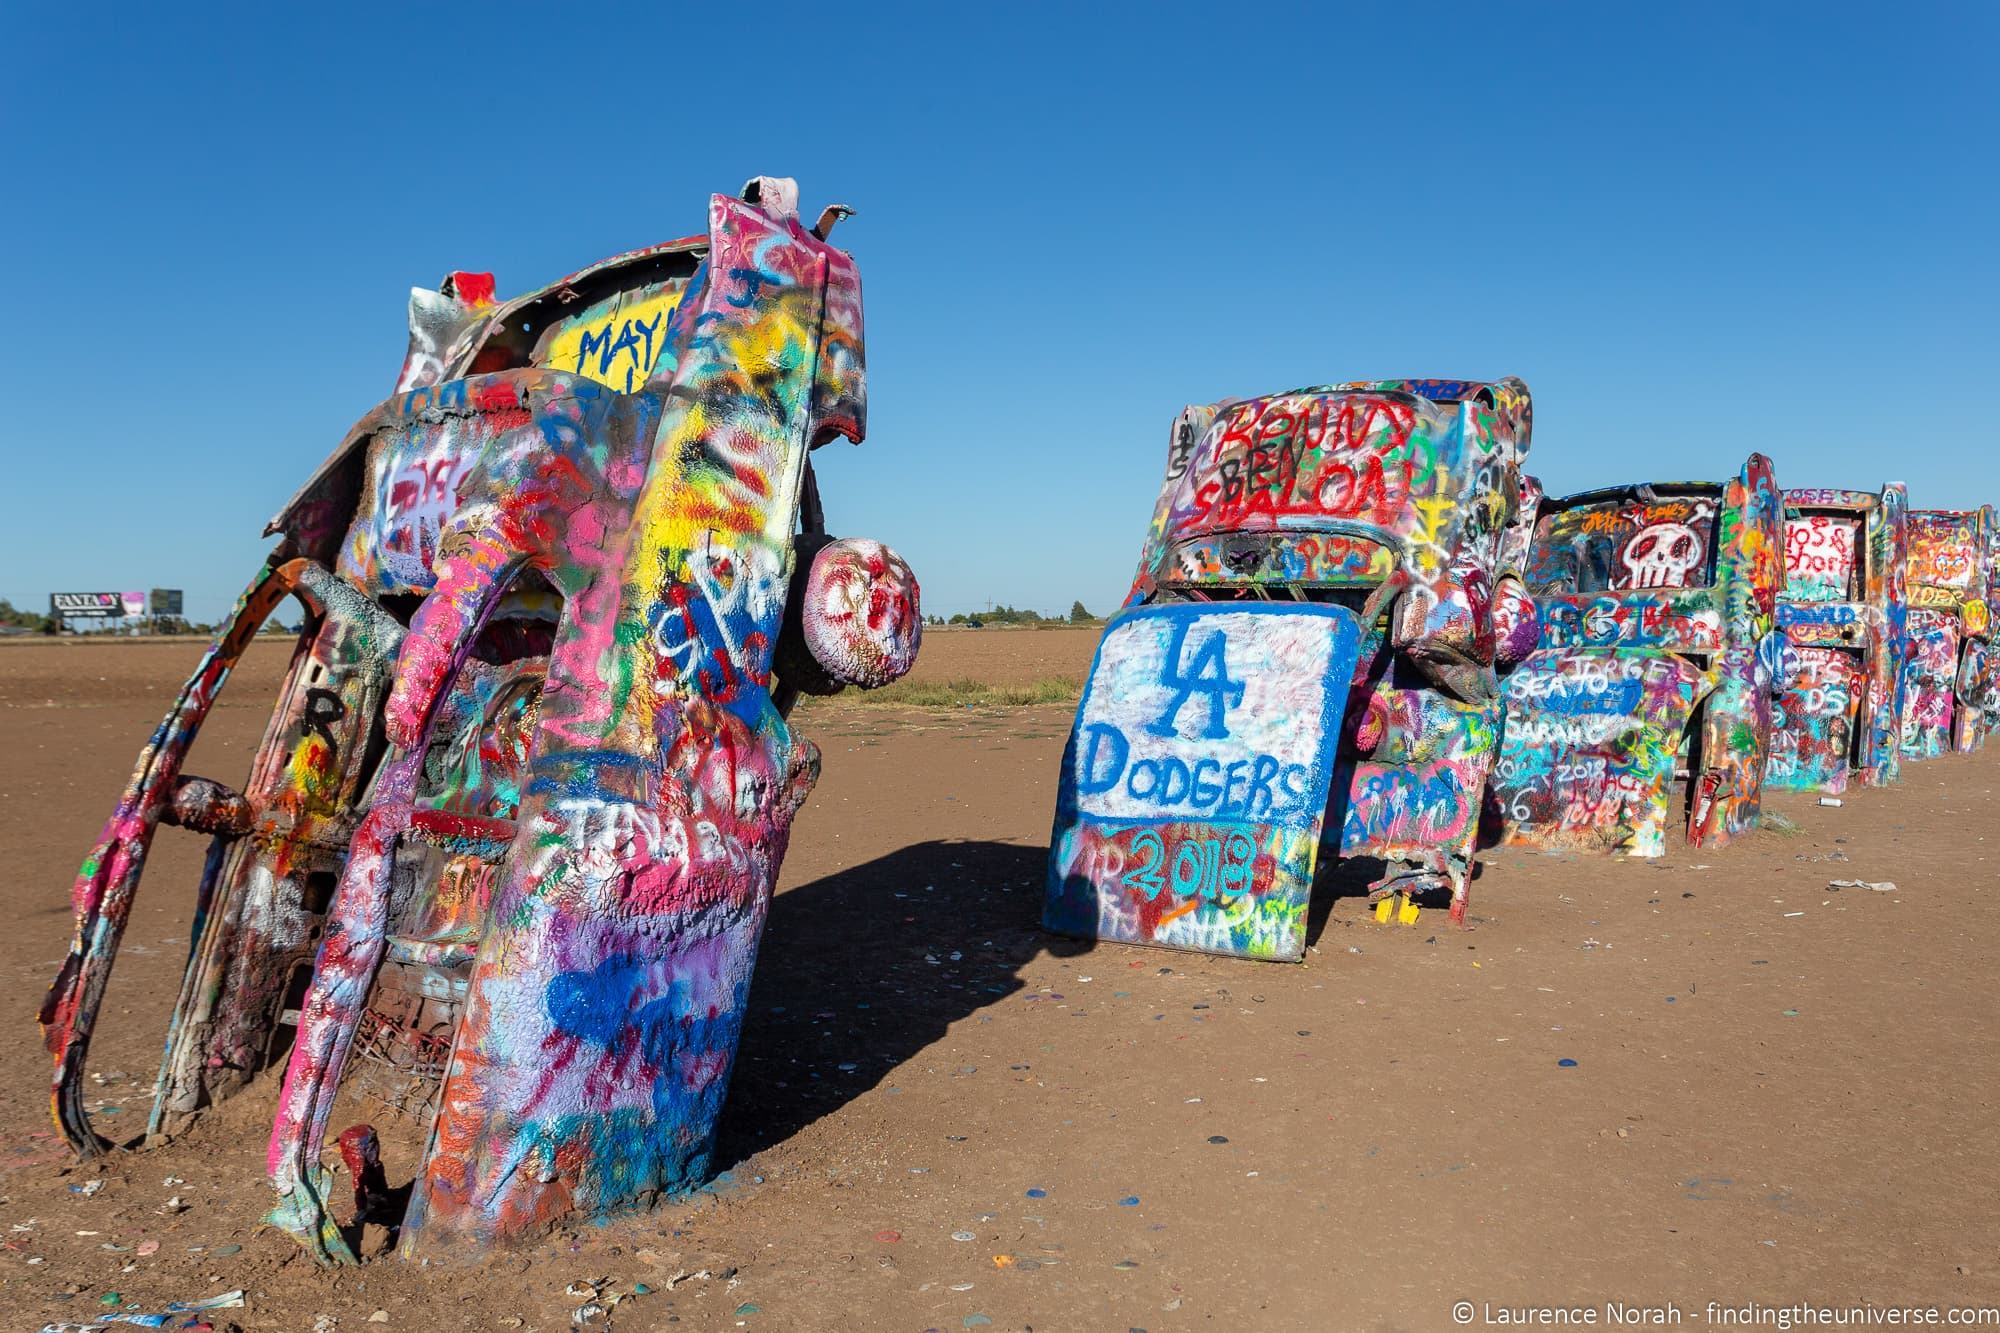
top-left (1305, 856), bottom-right (1380, 948)
top-left (713, 839), bottom-right (1085, 1172)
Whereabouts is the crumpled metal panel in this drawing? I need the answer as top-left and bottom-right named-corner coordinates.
top-left (1335, 658), bottom-right (1503, 879)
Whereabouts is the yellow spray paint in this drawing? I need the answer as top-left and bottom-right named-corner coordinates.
top-left (540, 286), bottom-right (686, 393)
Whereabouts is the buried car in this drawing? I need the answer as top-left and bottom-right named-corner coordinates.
top-left (40, 178), bottom-right (921, 1261)
top-left (1489, 454), bottom-right (1784, 856)
top-left (1901, 506), bottom-right (1996, 758)
top-left (1766, 485), bottom-right (1910, 793)
top-left (1044, 378), bottom-right (1536, 962)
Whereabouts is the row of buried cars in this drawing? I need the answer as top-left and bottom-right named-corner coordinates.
top-left (35, 181), bottom-right (1997, 1261)
top-left (1043, 378), bottom-right (1999, 961)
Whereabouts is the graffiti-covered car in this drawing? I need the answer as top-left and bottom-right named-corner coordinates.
top-left (1044, 378), bottom-right (1535, 962)
top-left (1901, 506), bottom-right (1995, 757)
top-left (1489, 454), bottom-right (1784, 855)
top-left (40, 178), bottom-right (921, 1261)
top-left (1766, 485), bottom-right (1910, 793)
top-left (1986, 512), bottom-right (2000, 739)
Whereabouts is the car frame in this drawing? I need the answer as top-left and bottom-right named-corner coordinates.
top-left (1489, 454), bottom-right (1785, 856)
top-left (1766, 484), bottom-right (1910, 793)
top-left (41, 178), bottom-right (921, 1261)
top-left (1045, 377), bottom-right (1535, 961)
top-left (1901, 505), bottom-right (1995, 757)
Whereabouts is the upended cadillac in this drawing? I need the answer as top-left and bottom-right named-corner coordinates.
top-left (1489, 457), bottom-right (1786, 855)
top-left (40, 178), bottom-right (921, 1260)
top-left (1045, 378), bottom-right (1537, 962)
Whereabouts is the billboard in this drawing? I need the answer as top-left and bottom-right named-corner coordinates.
top-left (51, 592), bottom-right (126, 621)
top-left (50, 592), bottom-right (150, 627)
top-left (149, 589), bottom-right (184, 617)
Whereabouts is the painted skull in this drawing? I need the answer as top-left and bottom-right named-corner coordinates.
top-left (1619, 522), bottom-right (1704, 589)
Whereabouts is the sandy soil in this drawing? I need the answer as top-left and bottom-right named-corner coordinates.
top-left (2, 633), bottom-right (1997, 1331)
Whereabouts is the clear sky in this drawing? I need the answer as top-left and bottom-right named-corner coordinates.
top-left (3, 2), bottom-right (1994, 623)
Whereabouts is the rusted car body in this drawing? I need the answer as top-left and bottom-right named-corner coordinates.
top-left (1766, 485), bottom-right (1910, 793)
top-left (1986, 514), bottom-right (2000, 741)
top-left (1489, 455), bottom-right (1784, 856)
top-left (1045, 378), bottom-right (1535, 961)
top-left (41, 178), bottom-right (921, 1260)
top-left (1901, 506), bottom-right (1995, 757)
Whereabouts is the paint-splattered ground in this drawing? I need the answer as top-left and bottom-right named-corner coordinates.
top-left (2, 630), bottom-right (1997, 1330)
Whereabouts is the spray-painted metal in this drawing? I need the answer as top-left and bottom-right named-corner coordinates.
top-left (1767, 485), bottom-right (1910, 793)
top-left (40, 179), bottom-right (921, 1260)
top-left (1986, 513), bottom-right (2000, 742)
top-left (1046, 378), bottom-right (1535, 959)
top-left (1900, 505), bottom-right (1995, 758)
top-left (1490, 455), bottom-right (1785, 856)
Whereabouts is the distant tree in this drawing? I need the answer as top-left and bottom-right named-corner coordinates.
top-left (977, 604), bottom-right (1046, 626)
top-left (0, 598), bottom-right (50, 633)
top-left (1069, 600), bottom-right (1092, 623)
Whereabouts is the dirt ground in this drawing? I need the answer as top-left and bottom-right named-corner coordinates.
top-left (2, 629), bottom-right (1997, 1331)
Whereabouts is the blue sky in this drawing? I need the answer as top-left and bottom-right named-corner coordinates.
top-left (3, 2), bottom-right (1994, 623)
